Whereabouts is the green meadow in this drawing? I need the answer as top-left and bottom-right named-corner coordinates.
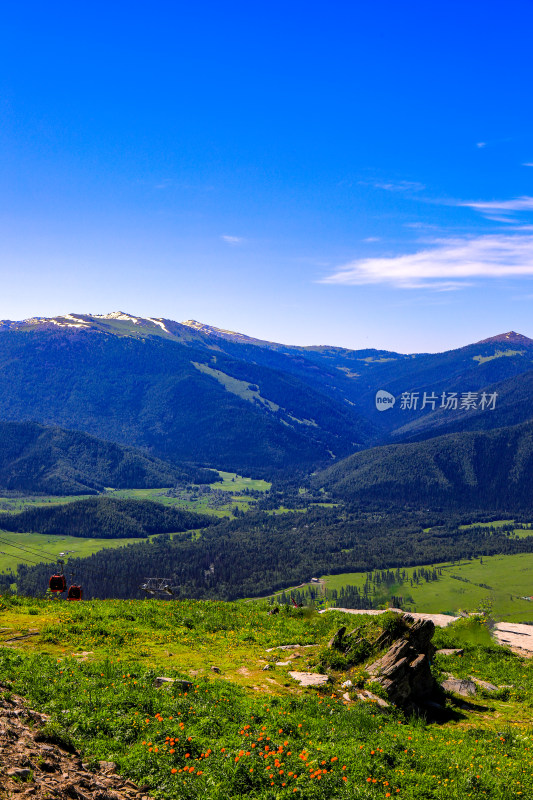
top-left (0, 530), bottom-right (146, 575)
top-left (212, 470), bottom-right (271, 492)
top-left (0, 597), bottom-right (532, 799)
top-left (111, 471), bottom-right (271, 517)
top-left (0, 494), bottom-right (90, 511)
top-left (321, 552), bottom-right (533, 622)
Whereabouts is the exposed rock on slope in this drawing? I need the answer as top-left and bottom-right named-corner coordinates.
top-left (0, 687), bottom-right (152, 800)
top-left (366, 616), bottom-right (438, 710)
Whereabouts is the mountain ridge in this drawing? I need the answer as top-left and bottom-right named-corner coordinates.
top-left (0, 421), bottom-right (217, 495)
top-left (3, 310), bottom-right (532, 355)
top-left (0, 312), bottom-right (532, 476)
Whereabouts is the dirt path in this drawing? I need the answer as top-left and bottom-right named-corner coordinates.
top-left (320, 607), bottom-right (459, 628)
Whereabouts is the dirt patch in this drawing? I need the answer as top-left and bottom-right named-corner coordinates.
top-left (493, 622), bottom-right (533, 655)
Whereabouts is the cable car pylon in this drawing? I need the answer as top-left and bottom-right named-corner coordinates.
top-left (139, 578), bottom-right (177, 597)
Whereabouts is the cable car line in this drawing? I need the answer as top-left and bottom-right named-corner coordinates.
top-left (0, 534), bottom-right (67, 562)
top-left (0, 535), bottom-right (84, 599)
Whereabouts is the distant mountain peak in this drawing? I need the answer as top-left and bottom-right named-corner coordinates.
top-left (0, 311), bottom-right (179, 335)
top-left (475, 331), bottom-right (533, 347)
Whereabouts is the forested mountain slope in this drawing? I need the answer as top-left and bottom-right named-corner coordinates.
top-left (0, 421), bottom-right (217, 494)
top-left (312, 420), bottom-right (533, 510)
top-left (13, 506), bottom-right (533, 599)
top-left (0, 327), bottom-right (374, 477)
top-left (0, 496), bottom-right (215, 538)
top-left (1, 314), bottom-right (532, 476)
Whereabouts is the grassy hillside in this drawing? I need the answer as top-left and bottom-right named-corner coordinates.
top-left (0, 597), bottom-right (532, 799)
top-left (313, 420), bottom-right (533, 511)
top-left (0, 421), bottom-right (217, 495)
top-left (0, 531), bottom-right (151, 577)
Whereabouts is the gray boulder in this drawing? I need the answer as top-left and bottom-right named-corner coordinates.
top-left (441, 678), bottom-right (477, 697)
top-left (366, 616), bottom-right (437, 709)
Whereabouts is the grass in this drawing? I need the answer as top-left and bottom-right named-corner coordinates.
top-left (458, 520), bottom-right (533, 539)
top-left (192, 362), bottom-right (280, 412)
top-left (320, 553), bottom-right (533, 622)
top-left (212, 471), bottom-right (271, 493)
top-left (0, 530), bottom-right (147, 576)
top-left (106, 487), bottom-right (240, 517)
top-left (0, 597), bottom-right (532, 799)
top-left (111, 471), bottom-right (270, 518)
top-left (0, 494), bottom-right (90, 511)
top-left (472, 349), bottom-right (524, 364)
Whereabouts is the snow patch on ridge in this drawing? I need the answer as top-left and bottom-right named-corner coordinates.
top-left (93, 311), bottom-right (141, 323)
top-left (21, 314), bottom-right (90, 329)
top-left (146, 317), bottom-right (170, 333)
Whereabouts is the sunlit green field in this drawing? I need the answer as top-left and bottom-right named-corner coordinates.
top-left (0, 494), bottom-right (90, 511)
top-left (321, 552), bottom-right (533, 622)
top-left (212, 470), bottom-right (271, 492)
top-left (110, 471), bottom-right (271, 517)
top-left (458, 519), bottom-right (533, 538)
top-left (0, 530), bottom-right (148, 575)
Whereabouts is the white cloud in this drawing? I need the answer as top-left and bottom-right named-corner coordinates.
top-left (476, 142), bottom-right (486, 148)
top-left (221, 235), bottom-right (244, 245)
top-left (363, 236), bottom-right (380, 242)
top-left (321, 233), bottom-right (533, 290)
top-left (523, 163), bottom-right (533, 167)
top-left (460, 196), bottom-right (533, 214)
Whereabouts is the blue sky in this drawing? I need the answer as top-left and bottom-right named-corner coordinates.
top-left (1, 1), bottom-right (532, 352)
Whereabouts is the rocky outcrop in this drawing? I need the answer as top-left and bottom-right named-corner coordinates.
top-left (366, 615), bottom-right (437, 710)
top-left (153, 677), bottom-right (192, 689)
top-left (436, 648), bottom-right (464, 657)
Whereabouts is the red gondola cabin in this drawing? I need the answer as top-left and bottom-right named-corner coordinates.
top-left (67, 584), bottom-right (83, 601)
top-left (49, 574), bottom-right (67, 593)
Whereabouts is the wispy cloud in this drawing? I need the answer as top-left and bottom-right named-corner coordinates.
top-left (368, 180), bottom-right (426, 193)
top-left (476, 142), bottom-right (486, 148)
top-left (363, 236), bottom-right (381, 242)
top-left (221, 235), bottom-right (244, 245)
top-left (460, 196), bottom-right (533, 214)
top-left (321, 232), bottom-right (533, 290)
top-left (523, 163), bottom-right (533, 167)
